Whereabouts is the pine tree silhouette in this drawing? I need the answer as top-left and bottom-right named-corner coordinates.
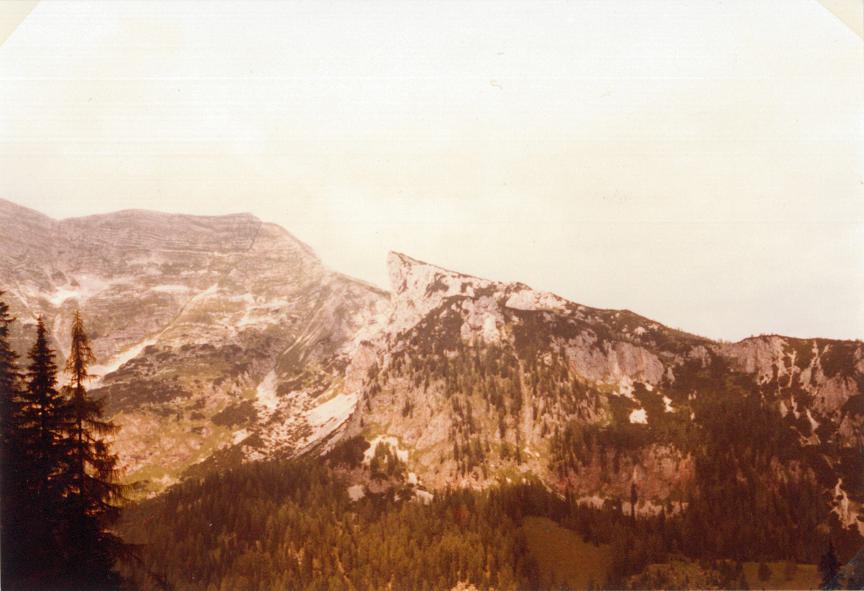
top-left (23, 318), bottom-right (68, 484)
top-left (2, 307), bottom-right (132, 590)
top-left (59, 310), bottom-right (126, 589)
top-left (0, 291), bottom-right (23, 431)
top-left (19, 317), bottom-right (70, 585)
top-left (0, 292), bottom-right (30, 586)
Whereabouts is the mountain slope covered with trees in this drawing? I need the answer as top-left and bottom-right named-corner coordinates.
top-left (2, 203), bottom-right (863, 590)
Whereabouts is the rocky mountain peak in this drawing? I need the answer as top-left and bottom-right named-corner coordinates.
top-left (3, 201), bottom-right (862, 535)
top-left (387, 251), bottom-right (577, 316)
top-left (384, 251), bottom-right (589, 346)
top-left (0, 200), bottom-right (388, 493)
top-left (386, 251), bottom-right (495, 338)
top-left (347, 252), bottom-right (864, 536)
top-left (387, 251), bottom-right (480, 294)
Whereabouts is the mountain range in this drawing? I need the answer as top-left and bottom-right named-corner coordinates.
top-left (1, 198), bottom-right (862, 540)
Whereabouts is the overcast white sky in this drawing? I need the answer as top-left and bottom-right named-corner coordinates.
top-left (0, 0), bottom-right (862, 341)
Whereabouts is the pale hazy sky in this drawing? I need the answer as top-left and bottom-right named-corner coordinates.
top-left (0, 0), bottom-right (862, 341)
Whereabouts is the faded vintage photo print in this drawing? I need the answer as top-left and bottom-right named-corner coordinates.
top-left (0, 1), bottom-right (862, 589)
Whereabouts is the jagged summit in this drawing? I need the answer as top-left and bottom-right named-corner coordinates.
top-left (386, 250), bottom-right (590, 340)
top-left (387, 250), bottom-right (487, 295)
top-left (1, 200), bottom-right (861, 533)
top-left (347, 250), bottom-right (864, 533)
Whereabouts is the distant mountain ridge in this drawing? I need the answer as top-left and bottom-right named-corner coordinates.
top-left (1, 199), bottom-right (861, 541)
top-left (0, 198), bottom-right (388, 491)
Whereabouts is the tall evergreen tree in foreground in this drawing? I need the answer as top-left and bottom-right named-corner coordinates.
top-left (0, 302), bottom-right (64, 588)
top-left (60, 310), bottom-right (126, 589)
top-left (19, 317), bottom-right (69, 583)
top-left (0, 292), bottom-right (22, 433)
top-left (0, 292), bottom-right (29, 584)
top-left (2, 304), bottom-right (128, 589)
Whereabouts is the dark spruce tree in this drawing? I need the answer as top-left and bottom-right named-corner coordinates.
top-left (60, 310), bottom-right (126, 589)
top-left (0, 291), bottom-right (23, 437)
top-left (0, 292), bottom-right (30, 586)
top-left (18, 317), bottom-right (71, 586)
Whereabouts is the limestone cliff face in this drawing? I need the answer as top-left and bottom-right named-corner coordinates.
top-left (3, 200), bottom-right (862, 531)
top-left (345, 254), bottom-right (699, 495)
top-left (0, 199), bottom-right (388, 491)
top-left (344, 252), bottom-right (863, 531)
top-left (720, 336), bottom-right (864, 420)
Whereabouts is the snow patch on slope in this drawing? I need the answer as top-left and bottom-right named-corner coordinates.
top-left (308, 393), bottom-right (357, 427)
top-left (806, 409), bottom-right (820, 432)
top-left (662, 395), bottom-right (674, 413)
top-left (89, 336), bottom-right (158, 386)
top-left (347, 484), bottom-right (365, 501)
top-left (363, 435), bottom-right (410, 463)
top-left (629, 408), bottom-right (648, 424)
top-left (256, 371), bottom-right (279, 414)
top-left (44, 275), bottom-right (113, 306)
top-left (305, 392), bottom-right (359, 443)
